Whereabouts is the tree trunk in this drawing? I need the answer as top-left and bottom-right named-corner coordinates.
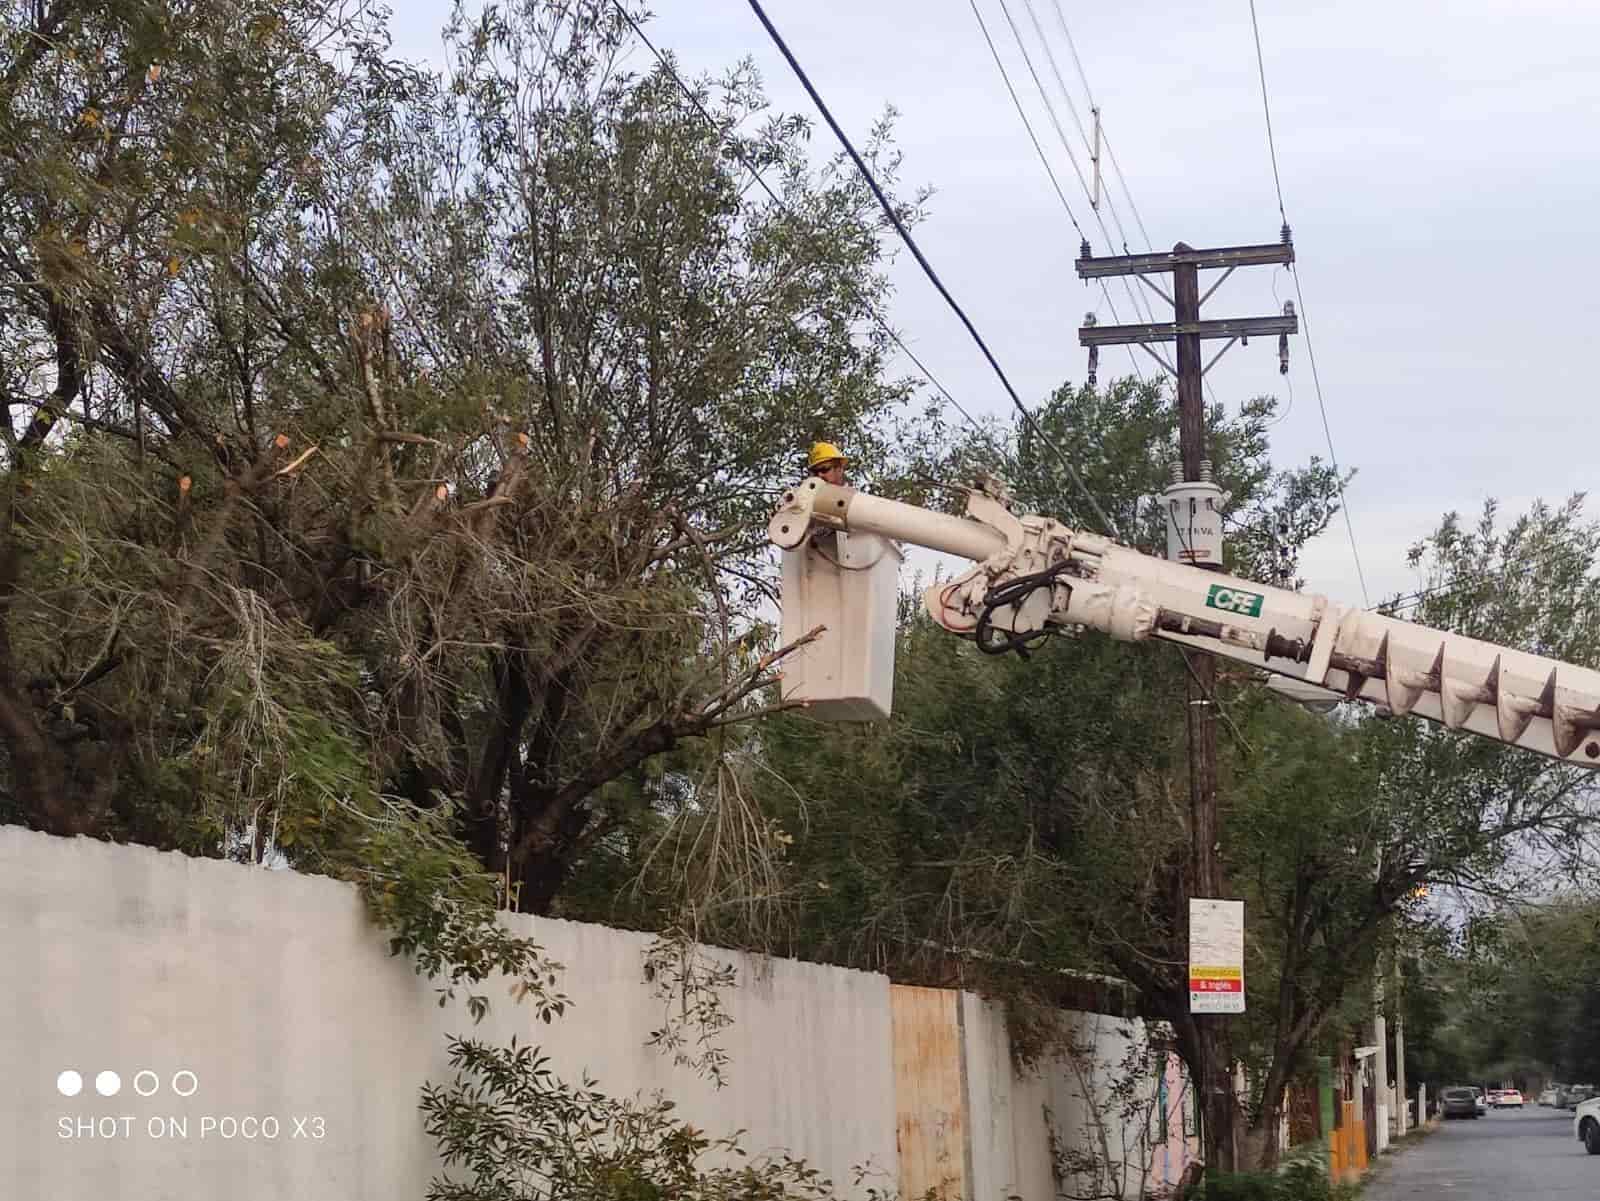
top-left (513, 800), bottom-right (592, 914)
top-left (1194, 1019), bottom-right (1244, 1174)
top-left (465, 650), bottom-right (533, 872)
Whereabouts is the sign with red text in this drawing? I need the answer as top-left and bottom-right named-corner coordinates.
top-left (1189, 898), bottom-right (1245, 1014)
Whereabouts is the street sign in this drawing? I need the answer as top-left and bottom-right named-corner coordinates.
top-left (1190, 898), bottom-right (1245, 1014)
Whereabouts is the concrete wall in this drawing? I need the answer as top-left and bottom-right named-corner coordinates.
top-left (963, 1000), bottom-right (1197, 1200)
top-left (0, 827), bottom-right (1195, 1200)
top-left (0, 827), bottom-right (897, 1201)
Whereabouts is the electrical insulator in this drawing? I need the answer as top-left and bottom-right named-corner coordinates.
top-left (1279, 300), bottom-right (1295, 375)
top-left (1280, 222), bottom-right (1292, 246)
top-left (1080, 238), bottom-right (1091, 260)
top-left (1083, 312), bottom-right (1098, 388)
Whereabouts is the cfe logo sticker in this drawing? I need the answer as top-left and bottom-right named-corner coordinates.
top-left (1205, 584), bottom-right (1264, 619)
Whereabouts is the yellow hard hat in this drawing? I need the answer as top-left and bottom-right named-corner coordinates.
top-left (808, 441), bottom-right (846, 469)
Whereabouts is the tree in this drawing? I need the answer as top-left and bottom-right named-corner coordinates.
top-left (0, 0), bottom-right (925, 912)
top-left (1425, 896), bottom-right (1600, 1086)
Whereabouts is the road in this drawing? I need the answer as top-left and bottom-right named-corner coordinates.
top-left (1363, 1105), bottom-right (1595, 1200)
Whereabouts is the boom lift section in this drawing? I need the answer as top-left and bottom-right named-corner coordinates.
top-left (769, 476), bottom-right (1600, 768)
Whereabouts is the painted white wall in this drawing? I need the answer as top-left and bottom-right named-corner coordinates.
top-left (962, 995), bottom-right (1180, 1200)
top-left (0, 827), bottom-right (898, 1201)
top-left (958, 991), bottom-right (1021, 1200)
top-left (0, 825), bottom-right (1194, 1201)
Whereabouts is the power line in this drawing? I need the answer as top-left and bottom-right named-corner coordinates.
top-left (1017, 0), bottom-right (1144, 274)
top-left (744, 0), bottom-right (1120, 537)
top-left (1045, 0), bottom-right (1156, 253)
top-left (1016, 0), bottom-right (1238, 427)
top-left (1247, 0), bottom-right (1288, 224)
top-left (992, 0), bottom-right (1160, 334)
top-left (966, 0), bottom-right (1146, 384)
top-left (1377, 566), bottom-right (1550, 615)
top-left (1042, 1), bottom-right (1157, 269)
top-left (1247, 0), bottom-right (1369, 606)
top-left (1006, 0), bottom-right (1244, 426)
top-left (1100, 134), bottom-right (1154, 251)
top-left (609, 2), bottom-right (1012, 472)
top-left (1289, 273), bottom-right (1368, 604)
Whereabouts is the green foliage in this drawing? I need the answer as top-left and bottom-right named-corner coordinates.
top-left (642, 928), bottom-right (738, 1089)
top-left (0, 0), bottom-right (931, 923)
top-left (420, 1037), bottom-right (888, 1201)
top-left (355, 797), bottom-right (570, 1026)
top-left (1413, 896), bottom-right (1600, 1087)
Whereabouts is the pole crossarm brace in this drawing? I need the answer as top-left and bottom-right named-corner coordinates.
top-left (1138, 274), bottom-right (1175, 306)
top-left (1137, 343), bottom-right (1179, 378)
top-left (1202, 336), bottom-right (1240, 376)
top-left (1079, 314), bottom-right (1298, 347)
top-left (1075, 241), bottom-right (1294, 278)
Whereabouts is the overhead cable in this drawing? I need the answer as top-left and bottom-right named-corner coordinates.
top-left (745, 0), bottom-right (1120, 537)
top-left (992, 0), bottom-right (1159, 333)
top-left (1016, 0), bottom-right (1144, 275)
top-left (966, 0), bottom-right (1145, 385)
top-left (1248, 0), bottom-right (1369, 605)
top-left (1025, 0), bottom-right (1231, 415)
top-left (1045, 0), bottom-right (1156, 257)
top-left (1247, 0), bottom-right (1288, 224)
top-left (609, 1), bottom-right (1012, 470)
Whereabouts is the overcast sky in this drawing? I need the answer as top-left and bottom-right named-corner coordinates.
top-left (391, 1), bottom-right (1600, 609)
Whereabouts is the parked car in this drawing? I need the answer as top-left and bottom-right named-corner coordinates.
top-left (1472, 1087), bottom-right (1488, 1115)
top-left (1497, 1089), bottom-right (1525, 1108)
top-left (1441, 1086), bottom-right (1481, 1120)
top-left (1564, 1085), bottom-right (1597, 1110)
top-left (1574, 1094), bottom-right (1600, 1155)
top-left (1540, 1089), bottom-right (1560, 1107)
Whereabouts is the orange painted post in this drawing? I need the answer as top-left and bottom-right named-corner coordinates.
top-left (1328, 1099), bottom-right (1367, 1183)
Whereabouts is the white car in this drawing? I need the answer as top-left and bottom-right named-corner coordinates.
top-left (1498, 1089), bottom-right (1524, 1108)
top-left (1575, 1095), bottom-right (1600, 1156)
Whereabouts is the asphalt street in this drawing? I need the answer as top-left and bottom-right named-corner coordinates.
top-left (1362, 1105), bottom-right (1596, 1200)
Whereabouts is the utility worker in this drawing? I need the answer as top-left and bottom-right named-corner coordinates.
top-left (807, 441), bottom-right (847, 487)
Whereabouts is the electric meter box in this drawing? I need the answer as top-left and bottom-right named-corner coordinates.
top-left (778, 530), bottom-right (903, 721)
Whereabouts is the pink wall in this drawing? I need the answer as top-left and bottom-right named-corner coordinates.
top-left (1151, 1051), bottom-right (1200, 1190)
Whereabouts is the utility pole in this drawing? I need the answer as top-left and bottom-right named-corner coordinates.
top-left (1394, 955), bottom-right (1408, 1137)
top-left (1373, 967), bottom-right (1390, 1153)
top-left (1076, 236), bottom-right (1297, 1172)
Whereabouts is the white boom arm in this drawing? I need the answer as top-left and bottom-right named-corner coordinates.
top-left (769, 477), bottom-right (1600, 767)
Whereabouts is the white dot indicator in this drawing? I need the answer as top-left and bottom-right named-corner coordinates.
top-left (56, 1070), bottom-right (83, 1097)
top-left (133, 1070), bottom-right (159, 1097)
top-left (171, 1070), bottom-right (198, 1097)
top-left (95, 1070), bottom-right (122, 1097)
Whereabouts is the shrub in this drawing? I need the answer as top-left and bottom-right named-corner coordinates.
top-left (421, 1037), bottom-right (889, 1201)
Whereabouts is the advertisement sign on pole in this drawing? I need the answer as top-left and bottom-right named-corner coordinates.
top-left (1189, 898), bottom-right (1245, 1014)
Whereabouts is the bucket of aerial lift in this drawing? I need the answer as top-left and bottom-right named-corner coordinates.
top-left (778, 529), bottom-right (902, 721)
